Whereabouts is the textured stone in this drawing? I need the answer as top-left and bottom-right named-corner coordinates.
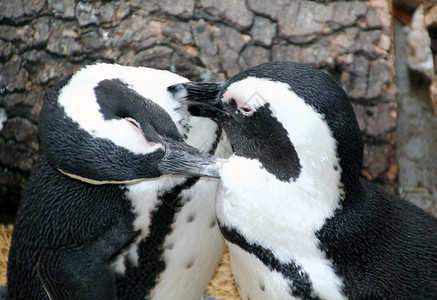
top-left (222, 0), bottom-right (254, 29)
top-left (98, 3), bottom-right (115, 24)
top-left (114, 3), bottom-right (131, 22)
top-left (251, 17), bottom-right (276, 46)
top-left (31, 18), bottom-right (51, 47)
top-left (216, 27), bottom-right (246, 77)
top-left (46, 25), bottom-right (83, 56)
top-left (2, 92), bottom-right (44, 122)
top-left (2, 118), bottom-right (37, 145)
top-left (354, 102), bottom-right (396, 136)
top-left (0, 140), bottom-right (38, 171)
top-left (239, 46), bottom-right (270, 70)
top-left (363, 144), bottom-right (391, 179)
top-left (76, 2), bottom-right (100, 27)
top-left (367, 59), bottom-right (392, 99)
top-left (163, 21), bottom-right (194, 45)
top-left (196, 0), bottom-right (222, 20)
top-left (272, 44), bottom-right (302, 62)
top-left (23, 0), bottom-right (46, 16)
top-left (191, 19), bottom-right (220, 73)
top-left (0, 0), bottom-right (25, 22)
top-left (354, 30), bottom-right (383, 58)
top-left (0, 25), bottom-right (33, 44)
top-left (345, 56), bottom-right (370, 100)
top-left (0, 40), bottom-right (12, 61)
top-left (47, 0), bottom-right (75, 19)
top-left (159, 0), bottom-right (194, 18)
top-left (366, 7), bottom-right (383, 28)
top-left (0, 56), bottom-right (28, 93)
top-left (332, 2), bottom-right (368, 27)
top-left (81, 29), bottom-right (104, 52)
top-left (278, 2), bottom-right (321, 40)
top-left (119, 46), bottom-right (174, 68)
top-left (299, 42), bottom-right (334, 69)
top-left (247, 0), bottom-right (289, 20)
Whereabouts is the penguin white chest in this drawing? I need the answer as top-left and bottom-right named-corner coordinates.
top-left (216, 156), bottom-right (346, 300)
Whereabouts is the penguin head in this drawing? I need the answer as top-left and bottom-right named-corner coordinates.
top-left (39, 64), bottom-right (219, 184)
top-left (170, 61), bottom-right (363, 188)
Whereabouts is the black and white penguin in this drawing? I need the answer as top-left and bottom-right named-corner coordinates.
top-left (6, 63), bottom-right (231, 299)
top-left (169, 61), bottom-right (437, 299)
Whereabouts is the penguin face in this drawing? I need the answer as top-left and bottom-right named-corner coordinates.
top-left (173, 61), bottom-right (363, 186)
top-left (39, 64), bottom-right (219, 184)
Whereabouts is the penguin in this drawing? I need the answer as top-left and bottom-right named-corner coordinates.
top-left (168, 61), bottom-right (437, 299)
top-left (6, 63), bottom-right (231, 299)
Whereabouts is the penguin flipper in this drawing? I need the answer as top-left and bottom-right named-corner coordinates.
top-left (36, 220), bottom-right (137, 299)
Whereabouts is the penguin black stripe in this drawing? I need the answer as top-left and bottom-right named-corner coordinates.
top-left (116, 176), bottom-right (199, 299)
top-left (220, 225), bottom-right (319, 300)
top-left (117, 129), bottom-right (223, 299)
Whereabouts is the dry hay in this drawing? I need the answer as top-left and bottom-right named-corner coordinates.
top-left (207, 247), bottom-right (242, 300)
top-left (0, 224), bottom-right (241, 299)
top-left (0, 224), bottom-right (12, 286)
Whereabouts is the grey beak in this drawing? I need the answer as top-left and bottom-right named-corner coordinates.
top-left (158, 138), bottom-right (220, 178)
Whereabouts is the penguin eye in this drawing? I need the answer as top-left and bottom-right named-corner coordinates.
top-left (238, 105), bottom-right (254, 116)
top-left (125, 117), bottom-right (141, 129)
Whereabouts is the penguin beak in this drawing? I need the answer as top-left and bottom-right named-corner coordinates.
top-left (159, 138), bottom-right (220, 178)
top-left (167, 82), bottom-right (227, 120)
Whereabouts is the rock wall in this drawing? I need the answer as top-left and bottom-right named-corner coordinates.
top-left (0, 0), bottom-right (396, 216)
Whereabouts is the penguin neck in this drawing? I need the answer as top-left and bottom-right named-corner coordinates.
top-left (218, 152), bottom-right (344, 254)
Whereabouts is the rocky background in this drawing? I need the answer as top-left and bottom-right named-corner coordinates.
top-left (0, 0), bottom-right (435, 219)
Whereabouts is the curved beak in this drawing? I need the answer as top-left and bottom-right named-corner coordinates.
top-left (158, 138), bottom-right (220, 178)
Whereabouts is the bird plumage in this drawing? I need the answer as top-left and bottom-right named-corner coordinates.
top-left (6, 63), bottom-right (230, 299)
top-left (169, 61), bottom-right (437, 300)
